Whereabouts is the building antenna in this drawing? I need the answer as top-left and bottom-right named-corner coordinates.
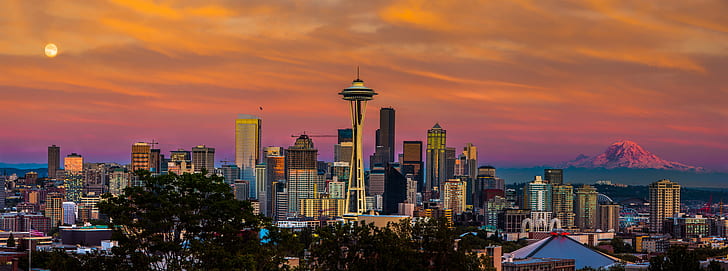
top-left (356, 66), bottom-right (360, 80)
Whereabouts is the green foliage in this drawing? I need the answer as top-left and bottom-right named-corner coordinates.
top-left (648, 246), bottom-right (701, 271)
top-left (6, 233), bottom-right (15, 247)
top-left (707, 261), bottom-right (723, 271)
top-left (97, 170), bottom-right (282, 271)
top-left (18, 250), bottom-right (123, 271)
top-left (24, 171), bottom-right (506, 270)
top-left (454, 228), bottom-right (527, 253)
top-left (610, 237), bottom-right (634, 254)
top-left (305, 218), bottom-right (493, 271)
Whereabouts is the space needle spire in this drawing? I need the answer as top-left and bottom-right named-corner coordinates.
top-left (340, 70), bottom-right (377, 215)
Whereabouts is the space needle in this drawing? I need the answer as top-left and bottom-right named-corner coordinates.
top-left (340, 70), bottom-right (377, 215)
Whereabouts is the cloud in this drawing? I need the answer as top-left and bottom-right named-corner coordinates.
top-left (0, 0), bottom-right (726, 170)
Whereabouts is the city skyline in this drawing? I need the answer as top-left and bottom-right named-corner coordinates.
top-left (1, 1), bottom-right (727, 171)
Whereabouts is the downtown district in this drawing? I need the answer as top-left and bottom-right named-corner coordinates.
top-left (1, 78), bottom-right (725, 270)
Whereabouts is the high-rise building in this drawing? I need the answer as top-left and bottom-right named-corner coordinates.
top-left (168, 149), bottom-right (194, 175)
top-left (443, 180), bottom-right (466, 215)
top-left (191, 145), bottom-right (215, 173)
top-left (131, 142), bottom-right (151, 172)
top-left (62, 202), bottom-right (77, 225)
top-left (552, 184), bottom-right (576, 229)
top-left (368, 165), bottom-right (385, 196)
top-left (598, 203), bottom-right (620, 232)
top-left (575, 185), bottom-right (598, 230)
top-left (478, 166), bottom-right (496, 178)
top-left (523, 176), bottom-right (552, 212)
top-left (235, 114), bottom-right (261, 184)
top-left (78, 193), bottom-right (101, 222)
top-left (234, 180), bottom-right (250, 201)
top-left (486, 196), bottom-right (510, 228)
top-left (285, 135), bottom-right (321, 215)
top-left (109, 167), bottom-right (130, 196)
top-left (255, 164), bottom-right (267, 215)
top-left (220, 164), bottom-right (241, 184)
top-left (463, 143), bottom-right (478, 181)
top-left (402, 141), bottom-right (423, 192)
top-left (273, 181), bottom-right (288, 221)
top-left (265, 148), bottom-right (285, 217)
top-left (64, 176), bottom-right (83, 203)
top-left (63, 153), bottom-right (83, 175)
top-left (334, 142), bottom-right (353, 163)
top-left (48, 145), bottom-right (60, 179)
top-left (328, 181), bottom-right (346, 199)
top-left (426, 123), bottom-right (446, 193)
top-left (298, 198), bottom-right (346, 219)
top-left (149, 149), bottom-right (162, 174)
top-left (265, 146), bottom-right (285, 180)
top-left (45, 192), bottom-right (64, 227)
top-left (338, 128), bottom-right (353, 144)
top-left (444, 147), bottom-right (456, 181)
top-left (340, 75), bottom-right (377, 215)
top-left (372, 107), bottom-right (396, 165)
top-left (544, 169), bottom-right (564, 185)
top-left (649, 179), bottom-right (680, 233)
top-left (382, 163), bottom-right (407, 214)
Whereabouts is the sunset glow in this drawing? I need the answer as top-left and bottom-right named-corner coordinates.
top-left (1, 0), bottom-right (726, 171)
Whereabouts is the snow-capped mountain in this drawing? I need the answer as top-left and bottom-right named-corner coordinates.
top-left (565, 140), bottom-right (705, 172)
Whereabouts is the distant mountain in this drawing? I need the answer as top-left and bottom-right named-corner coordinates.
top-left (564, 140), bottom-right (705, 172)
top-left (497, 167), bottom-right (728, 188)
top-left (0, 163), bottom-right (47, 169)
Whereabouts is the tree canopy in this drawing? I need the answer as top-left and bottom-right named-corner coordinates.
top-left (24, 171), bottom-right (499, 271)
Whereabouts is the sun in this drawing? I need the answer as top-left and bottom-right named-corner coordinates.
top-left (44, 43), bottom-right (58, 58)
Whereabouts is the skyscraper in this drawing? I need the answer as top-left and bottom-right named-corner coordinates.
top-left (379, 107), bottom-right (395, 163)
top-left (46, 192), bottom-right (63, 227)
top-left (598, 203), bottom-right (621, 232)
top-left (649, 179), bottom-right (680, 233)
top-left (426, 123), bottom-right (446, 193)
top-left (255, 164), bottom-right (267, 215)
top-left (340, 75), bottom-right (377, 215)
top-left (235, 114), bottom-right (261, 183)
top-left (220, 164), bottom-right (241, 184)
top-left (383, 164), bottom-right (407, 214)
top-left (575, 185), bottom-right (598, 230)
top-left (150, 148), bottom-right (162, 174)
top-left (463, 143), bottom-right (478, 181)
top-left (402, 141), bottom-right (423, 192)
top-left (523, 176), bottom-right (552, 212)
top-left (285, 135), bottom-right (321, 215)
top-left (63, 153), bottom-right (84, 175)
top-left (368, 165), bottom-right (385, 195)
top-left (191, 145), bottom-right (215, 173)
top-left (544, 169), bottom-right (564, 185)
top-left (131, 142), bottom-right (151, 172)
top-left (264, 147), bottom-right (285, 217)
top-left (443, 180), bottom-right (466, 215)
top-left (552, 184), bottom-right (576, 229)
top-left (334, 135), bottom-right (353, 163)
top-left (444, 147), bottom-right (456, 181)
top-left (48, 145), bottom-right (60, 179)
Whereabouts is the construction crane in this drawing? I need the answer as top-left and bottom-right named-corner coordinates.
top-left (146, 140), bottom-right (159, 147)
top-left (290, 132), bottom-right (337, 138)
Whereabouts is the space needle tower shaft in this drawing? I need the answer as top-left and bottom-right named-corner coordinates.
top-left (339, 71), bottom-right (377, 215)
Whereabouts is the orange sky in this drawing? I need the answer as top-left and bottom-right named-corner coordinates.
top-left (1, 0), bottom-right (727, 171)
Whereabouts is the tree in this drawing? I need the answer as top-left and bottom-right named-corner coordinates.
top-left (707, 261), bottom-right (722, 271)
top-left (648, 246), bottom-right (700, 271)
top-left (6, 233), bottom-right (15, 247)
top-left (98, 170), bottom-right (282, 270)
top-left (306, 218), bottom-right (491, 271)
